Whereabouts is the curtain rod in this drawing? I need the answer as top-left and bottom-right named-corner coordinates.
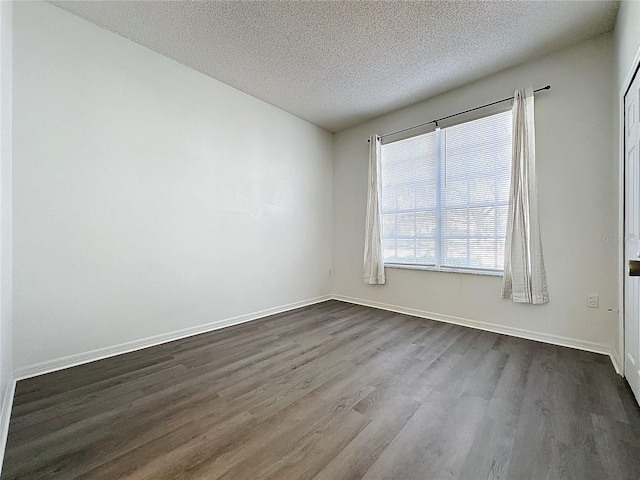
top-left (368, 85), bottom-right (551, 142)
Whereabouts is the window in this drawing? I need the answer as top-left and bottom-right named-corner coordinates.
top-left (380, 110), bottom-right (512, 274)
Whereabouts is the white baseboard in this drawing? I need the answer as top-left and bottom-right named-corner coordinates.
top-left (0, 379), bottom-right (16, 476)
top-left (331, 294), bottom-right (614, 360)
top-left (610, 351), bottom-right (622, 375)
top-left (11, 292), bottom-right (619, 382)
top-left (14, 295), bottom-right (332, 381)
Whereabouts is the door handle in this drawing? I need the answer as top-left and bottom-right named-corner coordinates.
top-left (630, 260), bottom-right (640, 276)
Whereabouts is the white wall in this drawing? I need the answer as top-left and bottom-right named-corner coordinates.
top-left (615, 0), bottom-right (640, 89)
top-left (614, 0), bottom-right (640, 368)
top-left (12, 2), bottom-right (333, 372)
top-left (0, 0), bottom-right (12, 402)
top-left (333, 33), bottom-right (617, 356)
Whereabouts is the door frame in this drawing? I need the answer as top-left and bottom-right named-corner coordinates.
top-left (619, 44), bottom-right (640, 377)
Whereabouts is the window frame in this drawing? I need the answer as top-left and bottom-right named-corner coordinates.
top-left (379, 108), bottom-right (512, 276)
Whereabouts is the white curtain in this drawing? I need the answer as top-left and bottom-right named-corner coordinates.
top-left (501, 88), bottom-right (549, 304)
top-left (363, 134), bottom-right (385, 285)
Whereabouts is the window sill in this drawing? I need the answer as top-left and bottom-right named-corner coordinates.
top-left (384, 263), bottom-right (503, 277)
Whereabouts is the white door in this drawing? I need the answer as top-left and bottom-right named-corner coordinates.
top-left (625, 70), bottom-right (640, 405)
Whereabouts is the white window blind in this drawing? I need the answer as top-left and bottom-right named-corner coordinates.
top-left (380, 110), bottom-right (512, 273)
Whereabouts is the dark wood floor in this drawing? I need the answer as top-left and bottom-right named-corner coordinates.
top-left (2, 300), bottom-right (640, 479)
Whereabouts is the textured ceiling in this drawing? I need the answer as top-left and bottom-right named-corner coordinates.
top-left (50, 1), bottom-right (619, 132)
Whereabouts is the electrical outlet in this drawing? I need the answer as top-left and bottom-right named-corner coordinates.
top-left (587, 294), bottom-right (599, 308)
top-left (328, 268), bottom-right (332, 277)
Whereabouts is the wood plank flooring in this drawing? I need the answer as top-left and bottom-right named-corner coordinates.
top-left (2, 300), bottom-right (640, 479)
